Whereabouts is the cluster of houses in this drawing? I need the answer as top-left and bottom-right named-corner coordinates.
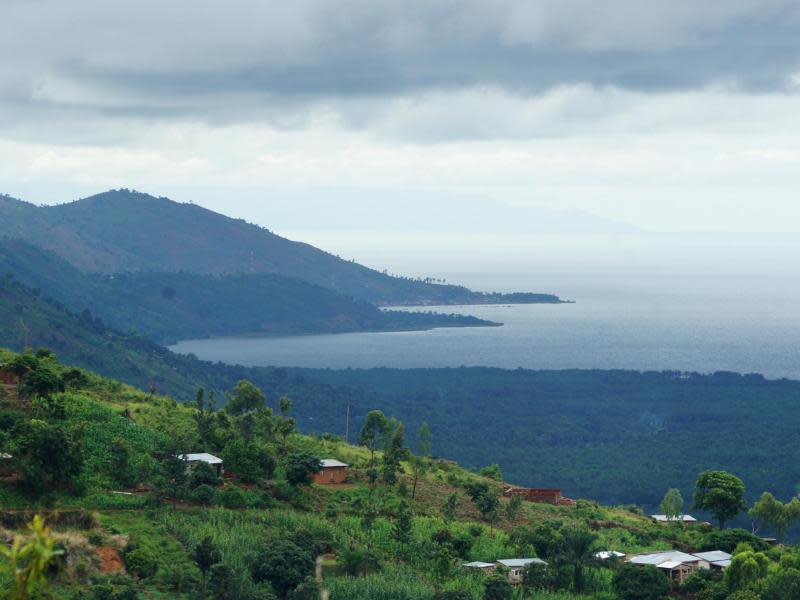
top-left (179, 453), bottom-right (349, 485)
top-left (463, 558), bottom-right (547, 584)
top-left (463, 548), bottom-right (733, 585)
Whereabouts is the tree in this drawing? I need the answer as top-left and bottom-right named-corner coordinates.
top-left (505, 493), bottom-right (523, 522)
top-left (225, 380), bottom-right (266, 415)
top-left (359, 410), bottom-right (388, 468)
top-left (251, 540), bottom-right (314, 598)
top-left (10, 419), bottom-right (84, 496)
top-left (725, 549), bottom-right (769, 592)
top-left (382, 423), bottom-right (407, 484)
top-left (208, 563), bottom-right (239, 600)
top-left (0, 515), bottom-right (63, 600)
top-left (761, 567), bottom-right (800, 600)
top-left (659, 488), bottom-right (684, 522)
top-left (222, 439), bottom-right (276, 483)
top-left (443, 492), bottom-right (459, 523)
top-left (749, 492), bottom-right (800, 539)
top-left (612, 564), bottom-right (670, 600)
top-left (284, 450), bottom-right (321, 486)
top-left (557, 527), bottom-right (598, 593)
top-left (483, 573), bottom-right (512, 600)
top-left (279, 396), bottom-right (293, 416)
top-left (193, 536), bottom-right (221, 591)
top-left (479, 464), bottom-right (503, 481)
top-left (693, 470), bottom-right (748, 529)
top-left (21, 362), bottom-right (63, 400)
top-left (393, 505), bottom-right (413, 545)
top-left (417, 422), bottom-right (431, 456)
top-left (521, 561), bottom-right (555, 592)
top-left (466, 481), bottom-right (500, 523)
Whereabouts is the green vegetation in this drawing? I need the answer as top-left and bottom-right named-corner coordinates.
top-left (2, 349), bottom-right (798, 600)
top-left (0, 237), bottom-right (496, 344)
top-left (0, 189), bottom-right (563, 306)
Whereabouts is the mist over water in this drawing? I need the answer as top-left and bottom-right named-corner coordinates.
top-left (171, 233), bottom-right (800, 379)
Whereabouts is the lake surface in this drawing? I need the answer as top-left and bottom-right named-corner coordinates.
top-left (170, 267), bottom-right (800, 379)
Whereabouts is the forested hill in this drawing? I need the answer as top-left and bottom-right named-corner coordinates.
top-left (0, 190), bottom-right (563, 306)
top-left (0, 238), bottom-right (494, 343)
top-left (2, 278), bottom-right (800, 525)
top-left (288, 367), bottom-right (800, 515)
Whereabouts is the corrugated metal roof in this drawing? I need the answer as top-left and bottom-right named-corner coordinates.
top-left (693, 551), bottom-right (731, 562)
top-left (462, 561), bottom-right (495, 568)
top-left (496, 558), bottom-right (547, 568)
top-left (651, 514), bottom-right (697, 522)
top-left (179, 453), bottom-right (223, 464)
top-left (630, 551), bottom-right (699, 566)
top-left (320, 459), bottom-right (348, 468)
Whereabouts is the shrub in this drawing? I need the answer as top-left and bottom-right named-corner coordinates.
top-left (220, 485), bottom-right (247, 509)
top-left (124, 548), bottom-right (158, 579)
top-left (612, 564), bottom-right (671, 600)
top-left (192, 483), bottom-right (217, 505)
top-left (190, 461), bottom-right (222, 488)
top-left (251, 539), bottom-right (314, 597)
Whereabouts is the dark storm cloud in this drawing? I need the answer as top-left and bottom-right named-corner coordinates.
top-left (2, 0), bottom-right (800, 138)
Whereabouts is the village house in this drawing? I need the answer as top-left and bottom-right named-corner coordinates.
top-left (178, 453), bottom-right (224, 476)
top-left (313, 459), bottom-right (348, 485)
top-left (629, 551), bottom-right (707, 582)
top-left (503, 487), bottom-right (575, 505)
top-left (461, 561), bottom-right (496, 574)
top-left (650, 514), bottom-right (697, 523)
top-left (496, 558), bottom-right (547, 584)
top-left (0, 366), bottom-right (20, 385)
top-left (693, 550), bottom-right (732, 571)
top-left (0, 452), bottom-right (14, 478)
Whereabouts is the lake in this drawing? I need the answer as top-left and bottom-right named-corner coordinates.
top-left (170, 260), bottom-right (800, 379)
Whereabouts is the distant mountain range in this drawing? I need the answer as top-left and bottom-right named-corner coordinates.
top-left (0, 189), bottom-right (564, 306)
top-left (0, 238), bottom-right (494, 343)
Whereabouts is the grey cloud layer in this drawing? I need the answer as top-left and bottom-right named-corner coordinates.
top-left (2, 0), bottom-right (800, 139)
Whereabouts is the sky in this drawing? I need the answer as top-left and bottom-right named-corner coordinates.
top-left (3, 1), bottom-right (800, 233)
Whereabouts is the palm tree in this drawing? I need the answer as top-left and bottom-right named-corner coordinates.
top-left (558, 527), bottom-right (598, 593)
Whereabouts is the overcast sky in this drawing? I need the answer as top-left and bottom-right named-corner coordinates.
top-left (3, 1), bottom-right (800, 232)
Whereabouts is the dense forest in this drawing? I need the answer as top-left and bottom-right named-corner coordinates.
top-left (0, 190), bottom-right (563, 306)
top-left (2, 275), bottom-right (799, 522)
top-left (0, 238), bottom-right (494, 343)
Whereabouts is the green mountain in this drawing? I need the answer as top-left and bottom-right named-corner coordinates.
top-left (0, 190), bottom-right (564, 306)
top-left (0, 238), bottom-right (494, 343)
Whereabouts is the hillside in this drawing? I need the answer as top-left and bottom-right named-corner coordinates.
top-left (0, 238), bottom-right (495, 343)
top-left (3, 277), bottom-right (800, 527)
top-left (0, 190), bottom-right (565, 306)
top-left (2, 351), bottom-right (791, 600)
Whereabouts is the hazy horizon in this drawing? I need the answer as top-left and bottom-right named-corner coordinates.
top-left (4, 2), bottom-right (800, 233)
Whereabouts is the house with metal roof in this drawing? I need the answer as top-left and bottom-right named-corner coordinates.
top-left (651, 514), bottom-right (697, 523)
top-left (693, 550), bottom-right (732, 570)
top-left (496, 558), bottom-right (547, 584)
top-left (628, 550), bottom-right (709, 582)
top-left (313, 459), bottom-right (349, 485)
top-left (595, 550), bottom-right (626, 560)
top-left (178, 452), bottom-right (224, 475)
top-left (462, 561), bottom-right (496, 574)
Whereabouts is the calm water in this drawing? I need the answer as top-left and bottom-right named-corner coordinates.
top-left (170, 269), bottom-right (800, 379)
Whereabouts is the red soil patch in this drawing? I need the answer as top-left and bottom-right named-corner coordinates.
top-left (96, 546), bottom-right (125, 573)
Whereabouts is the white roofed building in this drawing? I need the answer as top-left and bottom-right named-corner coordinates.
top-left (178, 452), bottom-right (224, 475)
top-left (651, 514), bottom-right (697, 523)
top-left (496, 558), bottom-right (547, 584)
top-left (628, 550), bottom-right (709, 582)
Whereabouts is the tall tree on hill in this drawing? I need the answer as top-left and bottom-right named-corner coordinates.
top-left (693, 470), bottom-right (748, 529)
top-left (382, 423), bottom-right (407, 485)
top-left (192, 536), bottom-right (221, 593)
top-left (411, 422), bottom-right (432, 499)
top-left (359, 410), bottom-right (388, 471)
top-left (749, 492), bottom-right (800, 539)
top-left (659, 488), bottom-right (685, 522)
top-left (558, 527), bottom-right (599, 593)
top-left (225, 380), bottom-right (266, 415)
